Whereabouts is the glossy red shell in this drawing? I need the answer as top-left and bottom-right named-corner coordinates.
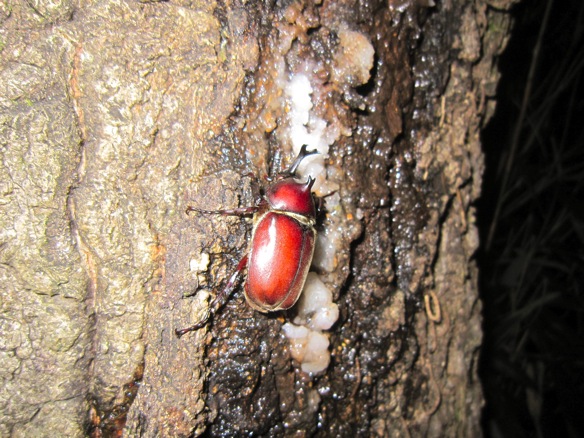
top-left (245, 211), bottom-right (316, 312)
top-left (266, 178), bottom-right (316, 218)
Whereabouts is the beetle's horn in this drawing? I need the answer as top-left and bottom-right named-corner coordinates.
top-left (286, 145), bottom-right (319, 176)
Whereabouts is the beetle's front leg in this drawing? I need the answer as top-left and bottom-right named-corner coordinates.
top-left (186, 205), bottom-right (259, 216)
top-left (175, 255), bottom-right (249, 338)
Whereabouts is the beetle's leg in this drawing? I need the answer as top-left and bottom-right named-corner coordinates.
top-left (281, 144), bottom-right (319, 177)
top-left (209, 254), bottom-right (248, 319)
top-left (242, 172), bottom-right (265, 206)
top-left (315, 188), bottom-right (336, 211)
top-left (186, 205), bottom-right (259, 216)
top-left (175, 254), bottom-right (249, 338)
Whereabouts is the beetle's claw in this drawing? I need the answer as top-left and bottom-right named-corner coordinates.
top-left (175, 323), bottom-right (203, 338)
top-left (175, 310), bottom-right (210, 338)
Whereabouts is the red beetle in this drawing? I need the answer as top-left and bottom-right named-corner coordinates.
top-left (176, 145), bottom-right (318, 337)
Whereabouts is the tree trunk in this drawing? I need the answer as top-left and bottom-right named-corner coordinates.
top-left (0, 0), bottom-right (514, 436)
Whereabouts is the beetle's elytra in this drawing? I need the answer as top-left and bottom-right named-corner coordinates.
top-left (176, 145), bottom-right (318, 338)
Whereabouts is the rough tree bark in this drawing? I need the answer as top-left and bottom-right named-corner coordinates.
top-left (0, 0), bottom-right (515, 436)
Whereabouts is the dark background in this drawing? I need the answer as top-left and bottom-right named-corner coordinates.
top-left (478, 0), bottom-right (584, 436)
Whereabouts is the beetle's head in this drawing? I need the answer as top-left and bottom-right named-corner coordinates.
top-left (266, 176), bottom-right (317, 219)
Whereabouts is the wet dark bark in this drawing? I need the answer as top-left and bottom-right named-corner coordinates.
top-left (0, 0), bottom-right (515, 436)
